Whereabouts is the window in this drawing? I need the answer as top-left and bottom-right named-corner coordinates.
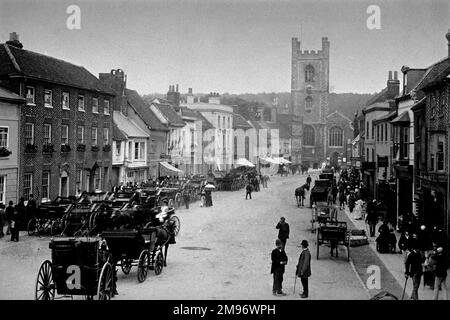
top-left (303, 125), bottom-right (315, 146)
top-left (366, 148), bottom-right (369, 161)
top-left (385, 123), bottom-right (388, 142)
top-left (43, 124), bottom-right (52, 145)
top-left (305, 96), bottom-right (313, 110)
top-left (134, 142), bottom-right (145, 160)
top-left (366, 121), bottom-right (369, 137)
top-left (437, 136), bottom-right (445, 171)
top-left (91, 127), bottom-right (98, 145)
top-left (439, 90), bottom-right (446, 116)
top-left (376, 125), bottom-right (380, 142)
top-left (23, 173), bottom-right (33, 200)
top-left (0, 127), bottom-right (8, 147)
top-left (75, 169), bottom-right (83, 192)
top-left (61, 125), bottom-right (69, 145)
top-left (95, 167), bottom-right (102, 190)
top-left (103, 127), bottom-right (109, 145)
top-left (77, 126), bottom-right (84, 144)
top-left (44, 89), bottom-right (52, 107)
top-left (115, 142), bottom-right (121, 156)
top-left (41, 172), bottom-right (50, 200)
top-left (305, 65), bottom-right (315, 82)
top-left (92, 98), bottom-right (99, 113)
top-left (372, 149), bottom-right (375, 162)
top-left (372, 122), bottom-right (375, 139)
top-left (128, 141), bottom-right (132, 160)
top-left (24, 123), bottom-right (34, 145)
top-left (329, 127), bottom-right (343, 147)
top-left (218, 116), bottom-right (221, 128)
top-left (228, 117), bottom-right (230, 128)
top-left (26, 86), bottom-right (35, 105)
top-left (104, 100), bottom-right (110, 115)
top-left (401, 127), bottom-right (409, 159)
top-left (380, 124), bottom-right (384, 142)
top-left (223, 117), bottom-right (225, 128)
top-left (0, 175), bottom-right (5, 204)
top-left (62, 92), bottom-right (70, 109)
top-left (78, 95), bottom-right (85, 111)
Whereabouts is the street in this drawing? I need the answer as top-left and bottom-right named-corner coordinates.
top-left (0, 174), bottom-right (369, 300)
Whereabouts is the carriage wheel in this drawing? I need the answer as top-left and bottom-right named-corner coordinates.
top-left (121, 258), bottom-right (132, 275)
top-left (27, 218), bottom-right (37, 236)
top-left (35, 260), bottom-right (55, 300)
top-left (154, 251), bottom-right (164, 275)
top-left (97, 262), bottom-right (113, 300)
top-left (137, 250), bottom-right (150, 283)
top-left (89, 211), bottom-right (97, 232)
top-left (316, 228), bottom-right (320, 260)
top-left (168, 199), bottom-right (174, 208)
top-left (169, 215), bottom-right (180, 236)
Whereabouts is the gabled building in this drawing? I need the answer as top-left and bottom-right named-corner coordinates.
top-left (0, 33), bottom-right (115, 201)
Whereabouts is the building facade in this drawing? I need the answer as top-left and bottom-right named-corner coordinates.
top-left (0, 87), bottom-right (24, 205)
top-left (0, 34), bottom-right (114, 202)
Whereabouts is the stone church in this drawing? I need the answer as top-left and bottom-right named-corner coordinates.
top-left (290, 35), bottom-right (353, 168)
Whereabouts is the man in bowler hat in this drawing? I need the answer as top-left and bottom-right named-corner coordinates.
top-left (296, 240), bottom-right (311, 298)
top-left (271, 239), bottom-right (288, 296)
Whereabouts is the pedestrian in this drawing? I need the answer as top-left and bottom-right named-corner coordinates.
top-left (271, 239), bottom-right (288, 296)
top-left (365, 199), bottom-right (378, 237)
top-left (430, 247), bottom-right (448, 300)
top-left (296, 240), bottom-right (311, 299)
top-left (0, 203), bottom-right (5, 238)
top-left (10, 206), bottom-right (20, 242)
top-left (276, 217), bottom-right (290, 248)
top-left (338, 192), bottom-right (346, 209)
top-left (306, 175), bottom-right (312, 187)
top-left (182, 189), bottom-right (190, 209)
top-left (331, 184), bottom-right (338, 204)
top-left (405, 245), bottom-right (425, 300)
top-left (245, 183), bottom-right (253, 200)
top-left (5, 200), bottom-right (14, 236)
top-left (398, 230), bottom-right (411, 261)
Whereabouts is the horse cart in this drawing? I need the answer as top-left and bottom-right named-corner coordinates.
top-left (315, 221), bottom-right (350, 261)
top-left (35, 237), bottom-right (114, 300)
top-left (310, 204), bottom-right (334, 232)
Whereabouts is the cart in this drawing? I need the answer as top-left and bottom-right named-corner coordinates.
top-left (35, 237), bottom-right (114, 300)
top-left (101, 229), bottom-right (165, 283)
top-left (311, 204), bottom-right (332, 232)
top-left (315, 221), bottom-right (351, 261)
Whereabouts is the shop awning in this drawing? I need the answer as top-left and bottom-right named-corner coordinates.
top-left (391, 111), bottom-right (410, 125)
top-left (260, 157), bottom-right (281, 165)
top-left (278, 157), bottom-right (292, 164)
top-left (236, 158), bottom-right (255, 167)
top-left (159, 161), bottom-right (184, 176)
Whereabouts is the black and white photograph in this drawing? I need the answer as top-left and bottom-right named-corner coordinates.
top-left (0, 0), bottom-right (449, 306)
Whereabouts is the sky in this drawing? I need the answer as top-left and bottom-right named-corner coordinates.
top-left (0, 0), bottom-right (449, 95)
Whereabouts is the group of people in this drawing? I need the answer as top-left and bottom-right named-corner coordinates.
top-left (0, 195), bottom-right (37, 242)
top-left (245, 173), bottom-right (269, 200)
top-left (272, 217), bottom-right (311, 298)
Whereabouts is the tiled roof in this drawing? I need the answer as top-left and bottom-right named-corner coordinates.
top-left (0, 86), bottom-right (25, 102)
top-left (125, 89), bottom-right (167, 131)
top-left (0, 44), bottom-right (114, 94)
top-left (365, 87), bottom-right (390, 106)
top-left (233, 113), bottom-right (253, 129)
top-left (112, 122), bottom-right (127, 141)
top-left (152, 101), bottom-right (185, 127)
top-left (113, 111), bottom-right (149, 138)
top-left (416, 57), bottom-right (450, 91)
top-left (180, 107), bottom-right (214, 130)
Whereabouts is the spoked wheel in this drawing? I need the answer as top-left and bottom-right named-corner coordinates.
top-left (97, 262), bottom-right (113, 300)
top-left (28, 218), bottom-right (37, 236)
top-left (35, 260), bottom-right (55, 300)
top-left (121, 258), bottom-right (132, 275)
top-left (137, 250), bottom-right (149, 283)
top-left (168, 199), bottom-right (174, 208)
top-left (169, 215), bottom-right (180, 236)
top-left (154, 251), bottom-right (164, 275)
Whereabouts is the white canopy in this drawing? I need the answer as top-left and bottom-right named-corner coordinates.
top-left (236, 158), bottom-right (255, 167)
top-left (159, 161), bottom-right (184, 176)
top-left (275, 157), bottom-right (292, 164)
top-left (260, 157), bottom-right (281, 165)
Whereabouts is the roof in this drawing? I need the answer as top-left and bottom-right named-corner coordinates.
top-left (124, 89), bottom-right (167, 132)
top-left (373, 110), bottom-right (397, 124)
top-left (152, 100), bottom-right (185, 127)
top-left (0, 44), bottom-right (114, 95)
top-left (113, 111), bottom-right (149, 138)
top-left (365, 87), bottom-right (390, 106)
top-left (391, 111), bottom-right (410, 125)
top-left (363, 101), bottom-right (390, 114)
top-left (410, 97), bottom-right (426, 112)
top-left (0, 86), bottom-right (25, 103)
top-left (233, 113), bottom-right (253, 130)
top-left (112, 122), bottom-right (127, 141)
top-left (180, 106), bottom-right (214, 130)
top-left (327, 110), bottom-right (353, 123)
top-left (416, 57), bottom-right (450, 91)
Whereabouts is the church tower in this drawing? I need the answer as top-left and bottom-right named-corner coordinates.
top-left (291, 36), bottom-right (330, 168)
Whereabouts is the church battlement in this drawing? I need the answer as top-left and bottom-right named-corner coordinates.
top-left (292, 37), bottom-right (330, 59)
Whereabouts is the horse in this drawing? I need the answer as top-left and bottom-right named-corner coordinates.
top-left (147, 219), bottom-right (177, 266)
top-left (295, 183), bottom-right (310, 207)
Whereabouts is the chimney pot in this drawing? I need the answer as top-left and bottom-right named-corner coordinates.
top-left (9, 32), bottom-right (18, 41)
top-left (176, 84), bottom-right (179, 92)
top-left (388, 71), bottom-right (393, 80)
top-left (394, 71), bottom-right (398, 81)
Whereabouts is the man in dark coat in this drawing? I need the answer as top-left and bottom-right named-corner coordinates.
top-left (276, 217), bottom-right (290, 248)
top-left (245, 183), bottom-right (253, 200)
top-left (405, 245), bottom-right (425, 300)
top-left (365, 200), bottom-right (378, 237)
top-left (306, 175), bottom-right (312, 186)
top-left (5, 201), bottom-right (14, 236)
top-left (296, 240), bottom-right (311, 298)
top-left (271, 239), bottom-right (288, 296)
top-left (182, 189), bottom-right (190, 209)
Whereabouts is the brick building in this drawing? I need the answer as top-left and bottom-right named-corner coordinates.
top-left (0, 33), bottom-right (115, 202)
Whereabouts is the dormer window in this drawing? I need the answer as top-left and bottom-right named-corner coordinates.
top-left (305, 65), bottom-right (315, 82)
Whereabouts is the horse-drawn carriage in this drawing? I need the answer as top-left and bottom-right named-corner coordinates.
top-left (316, 220), bottom-right (350, 261)
top-left (28, 196), bottom-right (77, 236)
top-left (309, 179), bottom-right (331, 207)
top-left (35, 237), bottom-right (114, 300)
top-left (100, 206), bottom-right (180, 283)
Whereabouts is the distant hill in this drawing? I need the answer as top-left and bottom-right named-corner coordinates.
top-left (142, 92), bottom-right (375, 120)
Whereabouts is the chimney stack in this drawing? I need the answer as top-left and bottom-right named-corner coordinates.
top-left (387, 70), bottom-right (400, 99)
top-left (176, 84), bottom-right (179, 92)
top-left (6, 32), bottom-right (23, 49)
top-left (167, 84), bottom-right (180, 107)
top-left (446, 29), bottom-right (450, 57)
